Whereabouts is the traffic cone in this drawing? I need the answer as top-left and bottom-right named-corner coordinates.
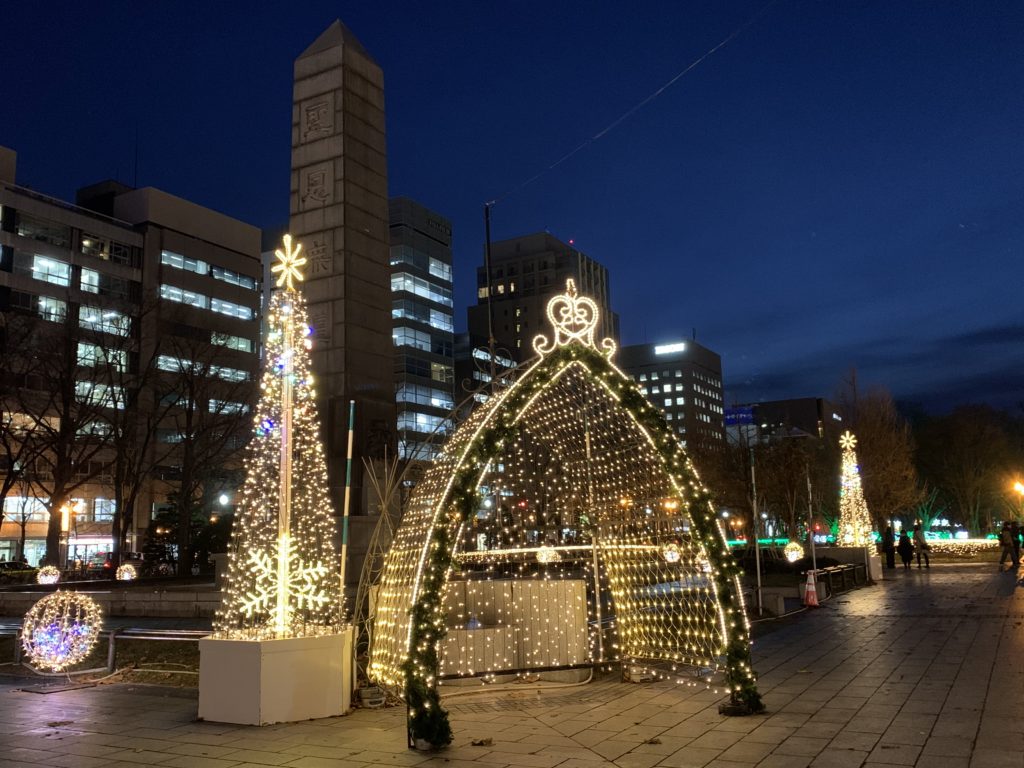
top-left (803, 570), bottom-right (819, 607)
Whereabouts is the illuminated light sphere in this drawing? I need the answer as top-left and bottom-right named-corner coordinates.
top-left (36, 565), bottom-right (61, 585)
top-left (22, 591), bottom-right (103, 672)
top-left (662, 543), bottom-right (682, 564)
top-left (784, 541), bottom-right (804, 563)
top-left (116, 564), bottom-right (137, 581)
top-left (536, 545), bottom-right (560, 564)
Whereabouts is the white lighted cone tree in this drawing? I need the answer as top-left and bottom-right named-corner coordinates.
top-left (369, 279), bottom-right (763, 748)
top-left (837, 431), bottom-right (873, 546)
top-left (214, 235), bottom-right (340, 638)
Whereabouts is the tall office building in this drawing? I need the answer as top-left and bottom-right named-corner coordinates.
top-left (289, 21), bottom-right (393, 514)
top-left (467, 233), bottom-right (618, 362)
top-left (725, 397), bottom-right (845, 446)
top-left (0, 146), bottom-right (261, 564)
top-left (618, 340), bottom-right (726, 449)
top-left (389, 197), bottom-right (454, 462)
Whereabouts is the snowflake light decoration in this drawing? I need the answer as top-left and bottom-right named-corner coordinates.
top-left (271, 234), bottom-right (307, 291)
top-left (238, 545), bottom-right (330, 626)
top-left (22, 591), bottom-right (102, 672)
top-left (662, 543), bottom-right (682, 564)
top-left (36, 565), bottom-right (60, 585)
top-left (116, 564), bottom-right (137, 581)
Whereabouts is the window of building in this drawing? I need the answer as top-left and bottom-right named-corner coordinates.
top-left (211, 365), bottom-right (249, 382)
top-left (157, 355), bottom-right (185, 373)
top-left (209, 399), bottom-right (249, 414)
top-left (161, 250), bottom-right (208, 275)
top-left (430, 361), bottom-right (453, 385)
top-left (81, 268), bottom-right (100, 293)
top-left (2, 496), bottom-right (49, 522)
top-left (75, 381), bottom-right (125, 409)
top-left (77, 419), bottom-right (112, 437)
top-left (79, 307), bottom-right (131, 336)
top-left (160, 283), bottom-right (208, 309)
top-left (666, 413), bottom-right (673, 420)
top-left (77, 342), bottom-right (126, 372)
top-left (210, 297), bottom-right (253, 320)
top-left (675, 370), bottom-right (683, 377)
top-left (397, 383), bottom-right (454, 410)
top-left (211, 333), bottom-right (254, 353)
top-left (664, 398), bottom-right (672, 407)
top-left (676, 397), bottom-right (685, 406)
top-left (397, 411), bottom-right (452, 435)
top-left (17, 253), bottom-right (72, 287)
top-left (93, 499), bottom-right (115, 522)
top-left (16, 214), bottom-right (70, 248)
top-left (428, 257), bottom-right (452, 282)
top-left (211, 265), bottom-right (257, 290)
top-left (650, 372), bottom-right (659, 380)
top-left (391, 272), bottom-right (453, 306)
top-left (81, 234), bottom-right (135, 266)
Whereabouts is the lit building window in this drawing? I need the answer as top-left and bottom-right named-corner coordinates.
top-left (31, 255), bottom-right (71, 287)
top-left (79, 307), bottom-right (131, 336)
top-left (160, 283), bottom-right (208, 309)
top-left (81, 268), bottom-right (100, 293)
top-left (212, 265), bottom-right (257, 290)
top-left (38, 296), bottom-right (67, 322)
top-left (161, 250), bottom-right (208, 275)
top-left (212, 333), bottom-right (254, 353)
top-left (210, 297), bottom-right (254, 320)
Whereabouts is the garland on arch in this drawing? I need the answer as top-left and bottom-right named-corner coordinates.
top-left (404, 343), bottom-right (763, 746)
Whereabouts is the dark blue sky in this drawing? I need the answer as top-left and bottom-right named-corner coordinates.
top-left (4, 2), bottom-right (1022, 411)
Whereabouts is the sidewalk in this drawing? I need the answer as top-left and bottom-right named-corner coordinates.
top-left (0, 562), bottom-right (1021, 768)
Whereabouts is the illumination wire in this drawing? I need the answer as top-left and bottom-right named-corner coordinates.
top-left (489, 0), bottom-right (779, 206)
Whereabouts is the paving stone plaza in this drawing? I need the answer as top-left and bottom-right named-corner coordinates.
top-left (1, 563), bottom-right (1021, 768)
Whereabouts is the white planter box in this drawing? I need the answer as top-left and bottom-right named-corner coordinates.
top-left (199, 630), bottom-right (352, 725)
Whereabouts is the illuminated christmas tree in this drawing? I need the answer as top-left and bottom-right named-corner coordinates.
top-left (837, 431), bottom-right (873, 546)
top-left (214, 235), bottom-right (340, 638)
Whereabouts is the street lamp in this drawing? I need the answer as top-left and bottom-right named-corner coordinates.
top-left (1013, 481), bottom-right (1024, 519)
top-left (59, 500), bottom-right (83, 568)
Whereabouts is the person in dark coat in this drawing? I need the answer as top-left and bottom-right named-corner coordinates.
top-left (999, 523), bottom-right (1015, 570)
top-left (1011, 522), bottom-right (1021, 568)
top-left (882, 525), bottom-right (896, 569)
top-left (912, 523), bottom-right (930, 569)
top-left (897, 532), bottom-right (914, 569)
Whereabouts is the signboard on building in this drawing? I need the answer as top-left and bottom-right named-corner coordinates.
top-left (724, 407), bottom-right (754, 426)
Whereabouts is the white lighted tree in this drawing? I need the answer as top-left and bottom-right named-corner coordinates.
top-left (214, 235), bottom-right (339, 638)
top-left (837, 431), bottom-right (873, 545)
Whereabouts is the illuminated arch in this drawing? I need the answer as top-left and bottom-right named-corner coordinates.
top-left (370, 280), bottom-right (763, 745)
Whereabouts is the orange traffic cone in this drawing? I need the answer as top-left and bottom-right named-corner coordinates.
top-left (803, 570), bottom-right (819, 607)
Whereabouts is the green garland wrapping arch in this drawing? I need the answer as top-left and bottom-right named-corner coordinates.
top-left (403, 340), bottom-right (764, 747)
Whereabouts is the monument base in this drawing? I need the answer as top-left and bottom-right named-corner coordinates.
top-left (199, 629), bottom-right (352, 725)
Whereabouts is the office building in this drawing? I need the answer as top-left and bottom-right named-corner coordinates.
top-left (0, 146), bottom-right (261, 565)
top-left (289, 20), bottom-right (393, 515)
top-left (467, 233), bottom-right (618, 362)
top-left (617, 339), bottom-right (726, 449)
top-left (389, 197), bottom-right (454, 462)
top-left (726, 397), bottom-right (845, 445)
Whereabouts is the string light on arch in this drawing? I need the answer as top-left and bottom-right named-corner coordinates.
top-left (368, 279), bottom-right (763, 747)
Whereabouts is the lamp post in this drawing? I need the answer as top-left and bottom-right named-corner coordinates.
top-left (59, 500), bottom-right (83, 570)
top-left (1014, 481), bottom-right (1024, 519)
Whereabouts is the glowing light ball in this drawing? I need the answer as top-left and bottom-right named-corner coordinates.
top-left (115, 564), bottom-right (137, 581)
top-left (536, 545), bottom-right (560, 564)
top-left (36, 565), bottom-right (60, 585)
top-left (22, 591), bottom-right (103, 672)
top-left (662, 543), bottom-right (682, 564)
top-left (784, 542), bottom-right (804, 563)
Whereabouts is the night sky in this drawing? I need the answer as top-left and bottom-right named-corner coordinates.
top-left (4, 2), bottom-right (1022, 412)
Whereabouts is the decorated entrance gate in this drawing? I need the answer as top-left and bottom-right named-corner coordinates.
top-left (369, 281), bottom-right (762, 746)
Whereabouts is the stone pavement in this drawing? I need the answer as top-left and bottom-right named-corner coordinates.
top-left (0, 562), bottom-right (1021, 768)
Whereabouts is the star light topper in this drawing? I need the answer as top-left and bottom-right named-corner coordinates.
top-left (839, 431), bottom-right (858, 450)
top-left (533, 279), bottom-right (616, 358)
top-left (272, 234), bottom-right (307, 291)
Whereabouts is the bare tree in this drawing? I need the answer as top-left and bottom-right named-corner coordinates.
top-left (838, 377), bottom-right (922, 530)
top-left (916, 405), bottom-right (1014, 534)
top-left (155, 331), bottom-right (253, 575)
top-left (3, 310), bottom-right (117, 564)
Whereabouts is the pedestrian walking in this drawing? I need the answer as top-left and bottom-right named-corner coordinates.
top-left (1011, 522), bottom-right (1021, 568)
top-left (882, 525), bottom-right (896, 569)
top-left (998, 523), bottom-right (1015, 570)
top-left (912, 523), bottom-right (930, 569)
top-left (897, 532), bottom-right (914, 569)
